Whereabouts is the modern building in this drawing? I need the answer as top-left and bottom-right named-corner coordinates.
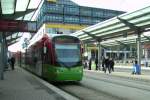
top-left (30, 0), bottom-right (125, 62)
top-left (35, 0), bottom-right (125, 35)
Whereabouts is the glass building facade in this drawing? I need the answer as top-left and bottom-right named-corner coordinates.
top-left (36, 0), bottom-right (125, 34)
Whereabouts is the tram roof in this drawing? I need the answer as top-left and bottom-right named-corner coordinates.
top-left (72, 6), bottom-right (150, 44)
top-left (28, 33), bottom-right (79, 48)
top-left (0, 0), bottom-right (44, 46)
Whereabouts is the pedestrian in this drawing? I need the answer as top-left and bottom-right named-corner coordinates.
top-left (84, 60), bottom-right (88, 69)
top-left (7, 58), bottom-right (11, 69)
top-left (104, 57), bottom-right (111, 73)
top-left (102, 57), bottom-right (105, 71)
top-left (88, 58), bottom-right (92, 70)
top-left (132, 60), bottom-right (141, 75)
top-left (10, 56), bottom-right (16, 70)
top-left (95, 58), bottom-right (98, 70)
top-left (109, 58), bottom-right (115, 72)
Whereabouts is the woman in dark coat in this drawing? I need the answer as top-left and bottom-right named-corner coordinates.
top-left (104, 57), bottom-right (111, 73)
top-left (95, 58), bottom-right (98, 70)
top-left (88, 58), bottom-right (92, 70)
top-left (10, 56), bottom-right (15, 70)
top-left (102, 57), bottom-right (105, 71)
top-left (109, 58), bottom-right (114, 72)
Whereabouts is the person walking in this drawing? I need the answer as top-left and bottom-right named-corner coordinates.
top-left (102, 57), bottom-right (105, 71)
top-left (95, 58), bottom-right (98, 70)
top-left (88, 58), bottom-right (92, 70)
top-left (104, 57), bottom-right (111, 73)
top-left (10, 56), bottom-right (16, 70)
top-left (84, 60), bottom-right (88, 69)
top-left (132, 60), bottom-right (141, 75)
top-left (109, 58), bottom-right (115, 72)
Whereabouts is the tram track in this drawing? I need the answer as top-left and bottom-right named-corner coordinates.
top-left (53, 72), bottom-right (150, 100)
top-left (54, 81), bottom-right (123, 100)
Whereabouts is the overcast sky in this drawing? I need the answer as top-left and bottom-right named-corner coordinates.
top-left (72, 0), bottom-right (150, 12)
top-left (8, 0), bottom-right (150, 52)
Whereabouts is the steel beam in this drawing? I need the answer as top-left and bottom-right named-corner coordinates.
top-left (82, 31), bottom-right (101, 42)
top-left (117, 17), bottom-right (143, 32)
top-left (101, 45), bottom-right (108, 50)
top-left (1, 9), bottom-right (36, 20)
top-left (115, 40), bottom-right (127, 46)
top-left (7, 36), bottom-right (21, 44)
top-left (142, 35), bottom-right (150, 41)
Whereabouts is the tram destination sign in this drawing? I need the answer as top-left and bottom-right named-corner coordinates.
top-left (0, 20), bottom-right (37, 33)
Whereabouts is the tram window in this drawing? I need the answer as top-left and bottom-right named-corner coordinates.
top-left (43, 46), bottom-right (47, 54)
top-left (43, 46), bottom-right (51, 64)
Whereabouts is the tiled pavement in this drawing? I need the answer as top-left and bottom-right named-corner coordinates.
top-left (0, 67), bottom-right (65, 100)
top-left (1, 65), bottom-right (150, 100)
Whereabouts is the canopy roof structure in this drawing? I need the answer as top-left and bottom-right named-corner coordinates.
top-left (72, 6), bottom-right (150, 44)
top-left (0, 0), bottom-right (43, 46)
top-left (100, 34), bottom-right (150, 47)
top-left (0, 0), bottom-right (43, 20)
top-left (5, 32), bottom-right (23, 46)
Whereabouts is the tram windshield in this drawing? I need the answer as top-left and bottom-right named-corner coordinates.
top-left (55, 43), bottom-right (81, 67)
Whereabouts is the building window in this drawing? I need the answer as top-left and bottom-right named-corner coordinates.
top-left (64, 16), bottom-right (79, 23)
top-left (80, 7), bottom-right (91, 16)
top-left (46, 4), bottom-right (63, 13)
top-left (80, 17), bottom-right (91, 24)
top-left (64, 6), bottom-right (79, 15)
top-left (92, 9), bottom-right (104, 17)
top-left (44, 14), bottom-right (63, 22)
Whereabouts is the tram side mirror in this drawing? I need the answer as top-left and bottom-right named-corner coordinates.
top-left (43, 46), bottom-right (47, 54)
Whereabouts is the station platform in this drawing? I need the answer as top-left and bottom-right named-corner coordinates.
top-left (1, 66), bottom-right (150, 100)
top-left (0, 66), bottom-right (78, 100)
top-left (85, 65), bottom-right (150, 82)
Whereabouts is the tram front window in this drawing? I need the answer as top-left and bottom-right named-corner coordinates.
top-left (55, 44), bottom-right (81, 67)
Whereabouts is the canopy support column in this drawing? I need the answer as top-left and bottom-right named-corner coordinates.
top-left (137, 33), bottom-right (142, 74)
top-left (137, 33), bottom-right (142, 67)
top-left (0, 33), bottom-right (4, 80)
top-left (124, 51), bottom-right (127, 64)
top-left (3, 34), bottom-right (8, 68)
top-left (98, 41), bottom-right (102, 70)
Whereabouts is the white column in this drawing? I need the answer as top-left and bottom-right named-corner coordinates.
top-left (124, 52), bottom-right (127, 64)
top-left (137, 34), bottom-right (142, 66)
top-left (98, 42), bottom-right (101, 69)
top-left (145, 48), bottom-right (148, 67)
top-left (104, 49), bottom-right (106, 58)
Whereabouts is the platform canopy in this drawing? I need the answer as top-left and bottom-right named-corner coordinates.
top-left (100, 34), bottom-right (150, 47)
top-left (72, 6), bottom-right (150, 43)
top-left (0, 0), bottom-right (44, 46)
